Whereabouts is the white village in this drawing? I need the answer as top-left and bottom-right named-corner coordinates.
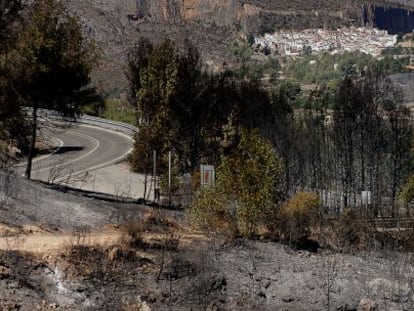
top-left (254, 27), bottom-right (398, 57)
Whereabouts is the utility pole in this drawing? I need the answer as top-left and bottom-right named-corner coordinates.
top-left (168, 151), bottom-right (171, 207)
top-left (153, 150), bottom-right (157, 202)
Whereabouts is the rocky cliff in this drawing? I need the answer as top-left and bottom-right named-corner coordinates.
top-left (136, 0), bottom-right (241, 25)
top-left (136, 0), bottom-right (362, 31)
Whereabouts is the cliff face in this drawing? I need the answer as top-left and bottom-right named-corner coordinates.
top-left (143, 0), bottom-right (414, 33)
top-left (137, 0), bottom-right (362, 31)
top-left (65, 0), bottom-right (245, 94)
top-left (136, 0), bottom-right (248, 26)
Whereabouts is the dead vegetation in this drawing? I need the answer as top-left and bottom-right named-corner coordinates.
top-left (2, 176), bottom-right (414, 310)
top-left (1, 209), bottom-right (414, 310)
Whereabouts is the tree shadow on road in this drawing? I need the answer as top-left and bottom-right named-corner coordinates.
top-left (53, 146), bottom-right (84, 155)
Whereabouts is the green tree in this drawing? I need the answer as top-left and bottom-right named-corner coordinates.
top-left (0, 0), bottom-right (25, 138)
top-left (167, 40), bottom-right (206, 171)
top-left (132, 39), bottom-right (179, 173)
top-left (385, 105), bottom-right (413, 215)
top-left (191, 127), bottom-right (284, 237)
top-left (138, 39), bottom-right (179, 123)
top-left (0, 0), bottom-right (23, 49)
top-left (5, 0), bottom-right (97, 179)
top-left (129, 39), bottom-right (286, 178)
top-left (265, 82), bottom-right (297, 194)
top-left (130, 39), bottom-right (216, 173)
top-left (125, 37), bottom-right (153, 107)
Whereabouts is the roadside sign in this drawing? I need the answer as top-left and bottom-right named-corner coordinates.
top-left (200, 165), bottom-right (215, 187)
top-left (362, 190), bottom-right (371, 205)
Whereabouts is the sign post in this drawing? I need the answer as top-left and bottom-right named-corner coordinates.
top-left (200, 165), bottom-right (215, 188)
top-left (361, 190), bottom-right (371, 216)
top-left (168, 151), bottom-right (171, 207)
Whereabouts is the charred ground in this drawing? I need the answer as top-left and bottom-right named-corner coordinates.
top-left (0, 174), bottom-right (414, 310)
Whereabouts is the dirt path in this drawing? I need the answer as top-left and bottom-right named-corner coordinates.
top-left (0, 225), bottom-right (207, 255)
top-left (0, 231), bottom-right (121, 254)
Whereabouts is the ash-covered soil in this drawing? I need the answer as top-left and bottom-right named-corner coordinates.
top-left (0, 174), bottom-right (414, 311)
top-left (0, 173), bottom-right (144, 231)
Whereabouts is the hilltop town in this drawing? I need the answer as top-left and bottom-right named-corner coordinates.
top-left (254, 27), bottom-right (398, 57)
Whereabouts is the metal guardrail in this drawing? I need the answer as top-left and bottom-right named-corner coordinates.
top-left (78, 114), bottom-right (138, 137)
top-left (328, 216), bottom-right (414, 230)
top-left (370, 217), bottom-right (414, 229)
top-left (36, 108), bottom-right (138, 137)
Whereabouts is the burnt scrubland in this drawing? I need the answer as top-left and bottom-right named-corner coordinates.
top-left (1, 175), bottom-right (414, 310)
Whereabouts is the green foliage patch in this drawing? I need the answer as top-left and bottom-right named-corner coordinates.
top-left (190, 127), bottom-right (284, 237)
top-left (101, 100), bottom-right (136, 126)
top-left (277, 192), bottom-right (321, 243)
top-left (286, 51), bottom-right (408, 84)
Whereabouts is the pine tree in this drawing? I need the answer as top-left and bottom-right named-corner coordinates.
top-left (3, 0), bottom-right (97, 178)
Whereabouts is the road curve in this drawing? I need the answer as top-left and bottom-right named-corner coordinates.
top-left (16, 124), bottom-right (133, 185)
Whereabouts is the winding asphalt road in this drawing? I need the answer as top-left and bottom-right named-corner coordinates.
top-left (15, 124), bottom-right (133, 185)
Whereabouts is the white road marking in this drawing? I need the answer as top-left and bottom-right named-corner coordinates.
top-left (77, 123), bottom-right (134, 141)
top-left (34, 131), bottom-right (100, 173)
top-left (16, 123), bottom-right (134, 183)
top-left (52, 123), bottom-right (135, 182)
top-left (14, 137), bottom-right (64, 168)
top-left (55, 145), bottom-right (133, 182)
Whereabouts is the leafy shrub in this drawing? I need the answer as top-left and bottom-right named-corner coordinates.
top-left (190, 127), bottom-right (284, 238)
top-left (400, 175), bottom-right (414, 203)
top-left (277, 192), bottom-right (321, 244)
top-left (120, 220), bottom-right (148, 249)
top-left (189, 187), bottom-right (236, 237)
top-left (334, 208), bottom-right (360, 248)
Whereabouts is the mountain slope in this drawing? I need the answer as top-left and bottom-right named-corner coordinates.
top-left (64, 0), bottom-right (409, 95)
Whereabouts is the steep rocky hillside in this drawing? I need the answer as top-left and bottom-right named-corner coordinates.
top-left (63, 0), bottom-right (409, 95)
top-left (133, 0), bottom-right (363, 29)
top-left (65, 0), bottom-right (240, 95)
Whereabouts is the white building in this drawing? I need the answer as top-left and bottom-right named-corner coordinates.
top-left (254, 27), bottom-right (398, 57)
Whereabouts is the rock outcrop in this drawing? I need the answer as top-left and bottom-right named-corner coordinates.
top-left (135, 0), bottom-right (362, 31)
top-left (357, 298), bottom-right (378, 311)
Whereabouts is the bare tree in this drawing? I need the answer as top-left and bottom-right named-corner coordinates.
top-left (321, 255), bottom-right (338, 311)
